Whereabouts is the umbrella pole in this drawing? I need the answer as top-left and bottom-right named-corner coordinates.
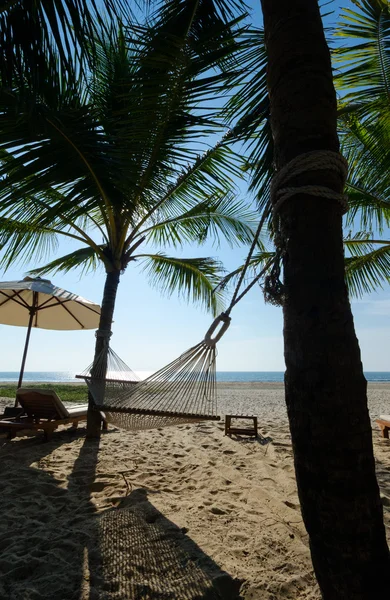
top-left (15, 294), bottom-right (37, 406)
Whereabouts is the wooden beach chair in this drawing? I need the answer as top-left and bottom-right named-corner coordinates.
top-left (0, 388), bottom-right (93, 441)
top-left (376, 415), bottom-right (390, 439)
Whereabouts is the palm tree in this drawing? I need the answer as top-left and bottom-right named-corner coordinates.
top-left (216, 2), bottom-right (390, 594)
top-left (255, 0), bottom-right (390, 597)
top-left (0, 0), bottom-right (258, 436)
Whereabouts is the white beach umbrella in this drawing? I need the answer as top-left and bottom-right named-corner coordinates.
top-left (0, 276), bottom-right (101, 389)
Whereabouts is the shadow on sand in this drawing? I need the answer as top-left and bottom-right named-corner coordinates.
top-left (96, 487), bottom-right (242, 599)
top-left (0, 427), bottom-right (242, 599)
top-left (0, 428), bottom-right (101, 600)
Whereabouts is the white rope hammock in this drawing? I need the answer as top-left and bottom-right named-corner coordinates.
top-left (76, 315), bottom-right (230, 431)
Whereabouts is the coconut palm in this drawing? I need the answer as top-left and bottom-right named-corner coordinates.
top-left (259, 0), bottom-right (390, 595)
top-left (0, 0), bottom-right (259, 435)
top-left (218, 0), bottom-right (390, 595)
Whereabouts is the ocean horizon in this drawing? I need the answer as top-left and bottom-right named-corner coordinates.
top-left (0, 371), bottom-right (389, 383)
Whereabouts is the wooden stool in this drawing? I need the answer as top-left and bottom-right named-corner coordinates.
top-left (225, 414), bottom-right (258, 437)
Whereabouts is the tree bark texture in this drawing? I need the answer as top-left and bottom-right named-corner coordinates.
top-left (259, 0), bottom-right (390, 597)
top-left (86, 269), bottom-right (120, 439)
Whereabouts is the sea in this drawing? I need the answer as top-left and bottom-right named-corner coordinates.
top-left (0, 371), bottom-right (389, 383)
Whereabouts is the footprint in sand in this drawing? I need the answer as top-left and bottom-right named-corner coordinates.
top-left (282, 464), bottom-right (293, 471)
top-left (262, 477), bottom-right (276, 484)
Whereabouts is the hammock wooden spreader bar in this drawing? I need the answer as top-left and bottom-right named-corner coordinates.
top-left (98, 412), bottom-right (211, 431)
top-left (93, 406), bottom-right (221, 420)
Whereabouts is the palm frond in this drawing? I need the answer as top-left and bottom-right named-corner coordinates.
top-left (0, 4), bottom-right (257, 236)
top-left (135, 252), bottom-right (225, 315)
top-left (155, 141), bottom-right (246, 216)
top-left (340, 114), bottom-right (390, 231)
top-left (28, 246), bottom-right (103, 277)
top-left (335, 0), bottom-right (390, 100)
top-left (0, 216), bottom-right (59, 272)
top-left (344, 233), bottom-right (390, 297)
top-left (127, 136), bottom-right (247, 245)
top-left (214, 250), bottom-right (275, 293)
top-left (141, 192), bottom-right (260, 249)
top-left (221, 26), bottom-right (274, 216)
top-left (116, 4), bottom-right (255, 206)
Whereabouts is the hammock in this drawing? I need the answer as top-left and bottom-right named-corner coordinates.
top-left (76, 315), bottom-right (230, 431)
top-left (77, 214), bottom-right (271, 432)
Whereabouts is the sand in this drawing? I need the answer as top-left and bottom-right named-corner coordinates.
top-left (0, 382), bottom-right (389, 600)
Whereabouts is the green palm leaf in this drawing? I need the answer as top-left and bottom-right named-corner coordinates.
top-left (340, 117), bottom-right (390, 232)
top-left (0, 216), bottom-right (59, 270)
top-left (141, 193), bottom-right (260, 249)
top-left (135, 253), bottom-right (225, 316)
top-left (214, 250), bottom-right (275, 293)
top-left (335, 0), bottom-right (390, 108)
top-left (28, 246), bottom-right (102, 277)
top-left (344, 234), bottom-right (390, 297)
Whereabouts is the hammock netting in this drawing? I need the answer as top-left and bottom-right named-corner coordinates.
top-left (76, 341), bottom-right (220, 431)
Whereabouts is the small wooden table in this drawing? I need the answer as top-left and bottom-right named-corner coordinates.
top-left (225, 414), bottom-right (258, 437)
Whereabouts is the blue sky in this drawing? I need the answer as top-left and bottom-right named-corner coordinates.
top-left (0, 0), bottom-right (388, 375)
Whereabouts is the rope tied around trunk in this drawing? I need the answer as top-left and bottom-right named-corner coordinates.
top-left (95, 329), bottom-right (112, 351)
top-left (264, 150), bottom-right (349, 306)
top-left (95, 329), bottom-right (112, 338)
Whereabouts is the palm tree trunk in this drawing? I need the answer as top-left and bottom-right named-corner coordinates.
top-left (259, 0), bottom-right (390, 597)
top-left (86, 269), bottom-right (120, 439)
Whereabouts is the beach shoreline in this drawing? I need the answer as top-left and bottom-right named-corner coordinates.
top-left (1, 381), bottom-right (389, 422)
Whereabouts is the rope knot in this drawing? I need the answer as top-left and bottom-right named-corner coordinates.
top-left (95, 330), bottom-right (112, 338)
top-left (95, 330), bottom-right (112, 347)
top-left (264, 150), bottom-right (349, 306)
top-left (270, 150), bottom-right (349, 217)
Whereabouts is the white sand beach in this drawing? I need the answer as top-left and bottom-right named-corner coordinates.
top-left (0, 382), bottom-right (389, 599)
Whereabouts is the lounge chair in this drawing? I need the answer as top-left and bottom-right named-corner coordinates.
top-left (0, 388), bottom-right (97, 441)
top-left (376, 415), bottom-right (390, 439)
